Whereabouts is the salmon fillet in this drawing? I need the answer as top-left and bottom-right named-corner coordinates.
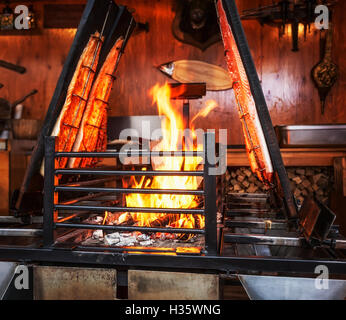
top-left (217, 0), bottom-right (273, 184)
top-left (40, 32), bottom-right (103, 176)
top-left (68, 37), bottom-right (124, 168)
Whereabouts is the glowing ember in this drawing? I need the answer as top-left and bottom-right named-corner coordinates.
top-left (117, 83), bottom-right (217, 240)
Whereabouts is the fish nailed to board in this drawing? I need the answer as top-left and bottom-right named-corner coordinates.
top-left (157, 60), bottom-right (232, 91)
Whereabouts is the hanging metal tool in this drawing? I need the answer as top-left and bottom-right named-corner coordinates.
top-left (241, 0), bottom-right (337, 52)
top-left (311, 22), bottom-right (338, 115)
top-left (0, 60), bottom-right (26, 74)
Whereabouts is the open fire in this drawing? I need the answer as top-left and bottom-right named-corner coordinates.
top-left (96, 83), bottom-right (217, 245)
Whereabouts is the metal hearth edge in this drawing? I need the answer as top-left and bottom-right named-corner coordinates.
top-left (0, 247), bottom-right (346, 275)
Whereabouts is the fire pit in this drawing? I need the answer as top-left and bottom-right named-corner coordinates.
top-left (40, 80), bottom-right (220, 255)
top-left (42, 132), bottom-right (218, 255)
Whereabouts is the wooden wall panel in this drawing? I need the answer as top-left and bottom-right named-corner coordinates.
top-left (0, 0), bottom-right (345, 145)
top-left (330, 0), bottom-right (346, 123)
top-left (0, 151), bottom-right (9, 215)
top-left (0, 22), bottom-right (76, 120)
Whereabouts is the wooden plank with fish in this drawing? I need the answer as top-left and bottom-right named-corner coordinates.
top-left (158, 60), bottom-right (232, 91)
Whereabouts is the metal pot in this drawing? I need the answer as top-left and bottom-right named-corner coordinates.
top-left (11, 119), bottom-right (42, 140)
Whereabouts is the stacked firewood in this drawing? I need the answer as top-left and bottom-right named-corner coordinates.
top-left (225, 166), bottom-right (333, 205)
top-left (287, 167), bottom-right (333, 205)
top-left (225, 167), bottom-right (270, 194)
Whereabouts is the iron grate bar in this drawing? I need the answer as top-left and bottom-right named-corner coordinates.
top-left (55, 186), bottom-right (205, 195)
top-left (54, 169), bottom-right (204, 176)
top-left (55, 151), bottom-right (204, 158)
top-left (55, 223), bottom-right (205, 234)
top-left (55, 204), bottom-right (205, 215)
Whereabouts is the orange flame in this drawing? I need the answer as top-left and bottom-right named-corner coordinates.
top-left (102, 211), bottom-right (109, 225)
top-left (118, 83), bottom-right (217, 240)
top-left (191, 100), bottom-right (218, 125)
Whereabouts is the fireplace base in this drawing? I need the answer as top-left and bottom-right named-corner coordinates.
top-left (12, 264), bottom-right (220, 300)
top-left (128, 270), bottom-right (219, 300)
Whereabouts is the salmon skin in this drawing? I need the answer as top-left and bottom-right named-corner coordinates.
top-left (68, 37), bottom-right (124, 168)
top-left (40, 32), bottom-right (103, 175)
top-left (216, 0), bottom-right (273, 185)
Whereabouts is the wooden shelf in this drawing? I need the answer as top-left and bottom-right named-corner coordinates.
top-left (227, 148), bottom-right (346, 167)
top-left (0, 29), bottom-right (42, 36)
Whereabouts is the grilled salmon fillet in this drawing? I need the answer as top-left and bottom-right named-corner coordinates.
top-left (68, 37), bottom-right (124, 168)
top-left (217, 0), bottom-right (273, 184)
top-left (40, 32), bottom-right (103, 175)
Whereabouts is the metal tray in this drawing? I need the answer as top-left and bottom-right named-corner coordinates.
top-left (275, 124), bottom-right (346, 147)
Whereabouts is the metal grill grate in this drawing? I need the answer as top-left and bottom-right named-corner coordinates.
top-left (43, 132), bottom-right (218, 255)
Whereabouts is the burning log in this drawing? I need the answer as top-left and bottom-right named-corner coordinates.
top-left (149, 216), bottom-right (170, 228)
top-left (117, 212), bottom-right (135, 226)
top-left (102, 210), bottom-right (119, 226)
